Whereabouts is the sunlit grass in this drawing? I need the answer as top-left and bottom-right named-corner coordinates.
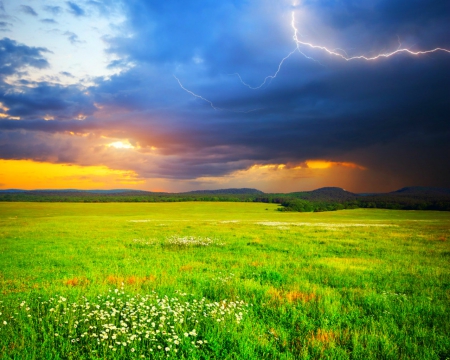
top-left (0, 203), bottom-right (449, 359)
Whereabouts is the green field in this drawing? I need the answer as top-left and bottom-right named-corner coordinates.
top-left (0, 202), bottom-right (449, 359)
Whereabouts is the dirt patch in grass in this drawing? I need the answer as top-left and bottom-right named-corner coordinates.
top-left (64, 277), bottom-right (90, 287)
top-left (105, 275), bottom-right (156, 287)
top-left (249, 261), bottom-right (264, 267)
top-left (267, 287), bottom-right (318, 305)
top-left (179, 261), bottom-right (205, 272)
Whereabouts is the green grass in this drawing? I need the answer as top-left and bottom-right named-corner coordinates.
top-left (0, 202), bottom-right (449, 359)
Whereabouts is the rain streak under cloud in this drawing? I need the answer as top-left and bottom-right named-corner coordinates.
top-left (0, 0), bottom-right (449, 192)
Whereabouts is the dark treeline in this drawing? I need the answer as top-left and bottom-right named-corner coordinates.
top-left (0, 191), bottom-right (260, 203)
top-left (0, 187), bottom-right (449, 211)
top-left (278, 198), bottom-right (450, 212)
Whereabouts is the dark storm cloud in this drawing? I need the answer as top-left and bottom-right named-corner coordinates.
top-left (0, 39), bottom-right (95, 121)
top-left (95, 0), bottom-right (450, 186)
top-left (19, 5), bottom-right (38, 17)
top-left (297, 0), bottom-right (450, 51)
top-left (0, 38), bottom-right (49, 76)
top-left (0, 82), bottom-right (97, 120)
top-left (0, 130), bottom-right (75, 162)
top-left (1, 0), bottom-right (449, 189)
top-left (105, 1), bottom-right (248, 66)
top-left (0, 119), bottom-right (96, 133)
top-left (300, 0), bottom-right (450, 28)
top-left (66, 1), bottom-right (85, 17)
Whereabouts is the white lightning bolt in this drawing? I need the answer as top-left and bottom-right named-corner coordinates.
top-left (174, 75), bottom-right (220, 110)
top-left (174, 75), bottom-right (262, 113)
top-left (291, 12), bottom-right (450, 61)
top-left (229, 48), bottom-right (298, 90)
top-left (176, 11), bottom-right (449, 107)
top-left (233, 11), bottom-right (450, 89)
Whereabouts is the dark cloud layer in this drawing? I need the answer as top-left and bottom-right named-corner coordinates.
top-left (1, 83), bottom-right (96, 119)
top-left (0, 0), bottom-right (449, 191)
top-left (0, 38), bottom-right (49, 76)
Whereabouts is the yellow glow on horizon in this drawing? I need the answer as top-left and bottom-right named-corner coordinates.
top-left (0, 159), bottom-right (144, 189)
top-left (306, 160), bottom-right (366, 170)
top-left (248, 164), bottom-right (286, 171)
top-left (305, 160), bottom-right (332, 169)
top-left (193, 159), bottom-right (368, 193)
top-left (67, 131), bottom-right (91, 137)
top-left (247, 160), bottom-right (365, 172)
top-left (107, 141), bottom-right (134, 149)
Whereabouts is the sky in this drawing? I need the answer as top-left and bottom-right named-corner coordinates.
top-left (0, 0), bottom-right (449, 193)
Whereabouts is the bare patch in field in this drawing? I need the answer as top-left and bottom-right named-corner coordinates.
top-left (179, 262), bottom-right (205, 272)
top-left (267, 287), bottom-right (317, 305)
top-left (257, 221), bottom-right (397, 228)
top-left (307, 328), bottom-right (349, 350)
top-left (64, 277), bottom-right (90, 287)
top-left (105, 275), bottom-right (156, 286)
top-left (249, 261), bottom-right (264, 267)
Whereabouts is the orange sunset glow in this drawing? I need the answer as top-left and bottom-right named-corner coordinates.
top-left (0, 160), bottom-right (143, 189)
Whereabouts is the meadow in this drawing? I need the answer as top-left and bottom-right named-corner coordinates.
top-left (0, 202), bottom-right (449, 359)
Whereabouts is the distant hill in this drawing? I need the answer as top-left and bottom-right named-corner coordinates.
top-left (355, 187), bottom-right (450, 211)
top-left (275, 186), bottom-right (450, 211)
top-left (1, 186), bottom-right (449, 200)
top-left (309, 187), bottom-right (358, 200)
top-left (286, 187), bottom-right (358, 202)
top-left (0, 186), bottom-right (449, 211)
top-left (183, 188), bottom-right (264, 195)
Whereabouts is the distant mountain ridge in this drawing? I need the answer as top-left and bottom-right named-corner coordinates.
top-left (0, 186), bottom-right (449, 210)
top-left (0, 188), bottom-right (262, 195)
top-left (0, 186), bottom-right (449, 198)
